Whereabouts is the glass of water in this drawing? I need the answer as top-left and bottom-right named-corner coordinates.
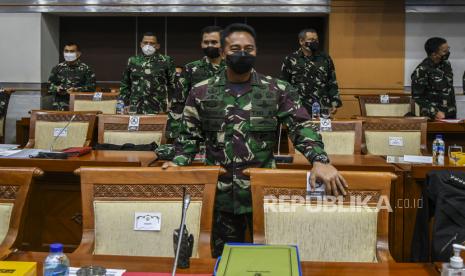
top-left (448, 144), bottom-right (463, 166)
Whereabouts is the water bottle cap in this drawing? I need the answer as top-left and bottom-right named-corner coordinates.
top-left (50, 243), bottom-right (64, 253)
top-left (435, 134), bottom-right (443, 139)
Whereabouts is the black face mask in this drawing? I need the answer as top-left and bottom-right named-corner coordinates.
top-left (203, 47), bottom-right (220, 59)
top-left (305, 41), bottom-right (319, 52)
top-left (441, 51), bottom-right (450, 61)
top-left (226, 51), bottom-right (256, 74)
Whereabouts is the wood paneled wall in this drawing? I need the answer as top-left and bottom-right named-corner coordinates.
top-left (329, 0), bottom-right (406, 118)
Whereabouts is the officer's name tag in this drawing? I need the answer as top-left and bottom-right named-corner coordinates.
top-left (93, 92), bottom-right (103, 101)
top-left (53, 128), bottom-right (68, 137)
top-left (128, 116), bottom-right (140, 131)
top-left (134, 212), bottom-right (161, 231)
top-left (320, 118), bottom-right (332, 130)
top-left (389, 136), bottom-right (403, 147)
top-left (380, 94), bottom-right (390, 104)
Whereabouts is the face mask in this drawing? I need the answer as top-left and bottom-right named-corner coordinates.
top-left (305, 41), bottom-right (319, 52)
top-left (226, 51), bottom-right (256, 74)
top-left (441, 51), bottom-right (450, 61)
top-left (142, 44), bottom-right (156, 56)
top-left (64, 52), bottom-right (77, 62)
top-left (203, 47), bottom-right (220, 59)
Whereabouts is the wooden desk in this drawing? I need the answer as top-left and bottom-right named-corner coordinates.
top-left (0, 150), bottom-right (156, 252)
top-left (282, 153), bottom-right (395, 171)
top-left (426, 122), bottom-right (465, 152)
top-left (7, 252), bottom-right (438, 276)
top-left (395, 159), bottom-right (465, 261)
top-left (0, 150), bottom-right (156, 172)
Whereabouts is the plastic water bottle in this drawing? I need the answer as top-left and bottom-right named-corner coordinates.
top-left (43, 243), bottom-right (70, 276)
top-left (116, 99), bottom-right (125, 114)
top-left (311, 101), bottom-right (320, 120)
top-left (432, 134), bottom-right (445, 166)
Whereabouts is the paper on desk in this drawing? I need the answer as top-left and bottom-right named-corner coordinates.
top-left (386, 155), bottom-right (433, 164)
top-left (123, 273), bottom-right (211, 276)
top-left (70, 267), bottom-right (126, 276)
top-left (0, 149), bottom-right (22, 157)
top-left (436, 119), bottom-right (464, 123)
top-left (403, 155), bottom-right (433, 164)
top-left (0, 144), bottom-right (19, 150)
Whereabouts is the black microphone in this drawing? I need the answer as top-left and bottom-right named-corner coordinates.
top-left (172, 188), bottom-right (194, 275)
top-left (36, 114), bottom-right (77, 159)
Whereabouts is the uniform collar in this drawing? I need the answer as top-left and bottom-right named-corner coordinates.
top-left (141, 52), bottom-right (160, 61)
top-left (64, 59), bottom-right (82, 67)
top-left (213, 69), bottom-right (261, 87)
top-left (425, 56), bottom-right (447, 68)
top-left (202, 56), bottom-right (225, 68)
top-left (297, 48), bottom-right (321, 58)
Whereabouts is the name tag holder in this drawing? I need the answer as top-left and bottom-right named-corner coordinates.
top-left (134, 212), bottom-right (161, 231)
top-left (380, 94), bottom-right (390, 104)
top-left (93, 92), bottom-right (103, 101)
top-left (320, 118), bottom-right (332, 131)
top-left (53, 127), bottom-right (68, 137)
top-left (389, 136), bottom-right (404, 147)
top-left (128, 116), bottom-right (140, 132)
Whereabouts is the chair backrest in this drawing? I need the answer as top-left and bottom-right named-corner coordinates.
top-left (362, 117), bottom-right (428, 156)
top-left (357, 95), bottom-right (415, 117)
top-left (75, 166), bottom-right (221, 258)
top-left (98, 114), bottom-right (168, 145)
top-left (25, 110), bottom-right (99, 150)
top-left (288, 120), bottom-right (363, 155)
top-left (247, 168), bottom-right (395, 263)
top-left (70, 92), bottom-right (119, 114)
top-left (0, 167), bottom-right (42, 259)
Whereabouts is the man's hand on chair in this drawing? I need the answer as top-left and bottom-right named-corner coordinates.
top-left (309, 162), bottom-right (348, 196)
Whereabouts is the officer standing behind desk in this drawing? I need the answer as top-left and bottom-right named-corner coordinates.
top-left (411, 37), bottom-right (456, 119)
top-left (120, 32), bottom-right (177, 114)
top-left (280, 28), bottom-right (342, 116)
top-left (47, 42), bottom-right (96, 110)
top-left (163, 23), bottom-right (348, 257)
top-left (168, 26), bottom-right (226, 139)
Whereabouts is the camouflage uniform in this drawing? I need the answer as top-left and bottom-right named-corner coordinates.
top-left (0, 88), bottom-right (10, 117)
top-left (120, 53), bottom-right (177, 114)
top-left (280, 49), bottom-right (342, 113)
top-left (411, 57), bottom-right (456, 119)
top-left (172, 70), bottom-right (329, 256)
top-left (167, 56), bottom-right (226, 139)
top-left (48, 60), bottom-right (96, 111)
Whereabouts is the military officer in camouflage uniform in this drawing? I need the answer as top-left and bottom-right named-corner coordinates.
top-left (412, 37), bottom-right (456, 119)
top-left (163, 23), bottom-right (348, 257)
top-left (48, 42), bottom-right (96, 110)
top-left (280, 29), bottom-right (342, 115)
top-left (120, 32), bottom-right (177, 114)
top-left (168, 26), bottom-right (226, 139)
top-left (0, 87), bottom-right (14, 118)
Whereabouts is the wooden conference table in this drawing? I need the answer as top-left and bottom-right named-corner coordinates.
top-left (6, 251), bottom-right (438, 276)
top-left (1, 151), bottom-right (394, 254)
top-left (0, 150), bottom-right (157, 252)
top-left (2, 150), bottom-right (465, 263)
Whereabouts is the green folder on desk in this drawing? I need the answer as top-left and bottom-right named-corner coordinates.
top-left (215, 244), bottom-right (301, 276)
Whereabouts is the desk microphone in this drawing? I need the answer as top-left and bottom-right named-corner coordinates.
top-left (37, 114), bottom-right (77, 159)
top-left (172, 189), bottom-right (194, 275)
